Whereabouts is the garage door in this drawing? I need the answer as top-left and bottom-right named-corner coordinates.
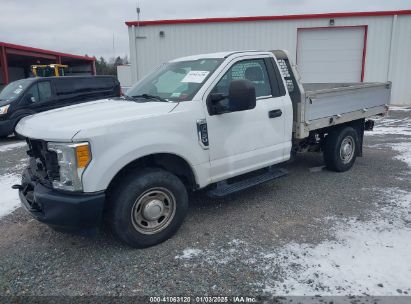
top-left (297, 27), bottom-right (366, 83)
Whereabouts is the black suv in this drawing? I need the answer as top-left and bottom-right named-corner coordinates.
top-left (0, 76), bottom-right (121, 138)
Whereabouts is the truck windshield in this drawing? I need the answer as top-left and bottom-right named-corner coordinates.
top-left (35, 66), bottom-right (56, 77)
top-left (0, 78), bottom-right (33, 106)
top-left (126, 58), bottom-right (223, 102)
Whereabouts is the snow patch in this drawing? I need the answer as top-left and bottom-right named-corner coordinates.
top-left (389, 106), bottom-right (411, 112)
top-left (366, 118), bottom-right (411, 136)
top-left (0, 142), bottom-right (27, 152)
top-left (390, 142), bottom-right (411, 168)
top-left (365, 125), bottom-right (411, 169)
top-left (0, 174), bottom-right (21, 218)
top-left (370, 126), bottom-right (411, 136)
top-left (267, 190), bottom-right (411, 295)
top-left (12, 158), bottom-right (29, 171)
top-left (175, 248), bottom-right (202, 259)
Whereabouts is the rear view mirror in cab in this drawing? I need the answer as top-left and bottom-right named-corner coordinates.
top-left (25, 94), bottom-right (36, 103)
top-left (208, 79), bottom-right (256, 115)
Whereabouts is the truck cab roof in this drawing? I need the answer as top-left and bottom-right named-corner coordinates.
top-left (171, 50), bottom-right (274, 62)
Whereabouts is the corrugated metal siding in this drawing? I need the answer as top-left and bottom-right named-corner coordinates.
top-left (129, 15), bottom-right (411, 105)
top-left (358, 17), bottom-right (392, 82)
top-left (389, 15), bottom-right (411, 105)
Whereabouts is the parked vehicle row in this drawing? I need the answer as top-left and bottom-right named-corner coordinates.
top-left (0, 76), bottom-right (120, 138)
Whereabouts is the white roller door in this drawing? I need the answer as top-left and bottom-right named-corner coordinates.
top-left (297, 27), bottom-right (365, 83)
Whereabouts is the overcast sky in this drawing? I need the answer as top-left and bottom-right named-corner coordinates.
top-left (0, 0), bottom-right (410, 59)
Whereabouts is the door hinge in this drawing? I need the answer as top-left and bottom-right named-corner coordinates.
top-left (196, 119), bottom-right (209, 150)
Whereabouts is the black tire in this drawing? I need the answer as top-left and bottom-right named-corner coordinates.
top-left (323, 126), bottom-right (359, 172)
top-left (107, 168), bottom-right (188, 248)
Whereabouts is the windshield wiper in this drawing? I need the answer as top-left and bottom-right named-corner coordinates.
top-left (130, 94), bottom-right (170, 103)
top-left (120, 95), bottom-right (135, 101)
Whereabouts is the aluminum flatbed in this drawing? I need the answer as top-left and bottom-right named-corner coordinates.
top-left (272, 50), bottom-right (391, 139)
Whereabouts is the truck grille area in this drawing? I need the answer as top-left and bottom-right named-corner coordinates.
top-left (26, 139), bottom-right (59, 187)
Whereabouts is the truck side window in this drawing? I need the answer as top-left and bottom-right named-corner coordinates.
top-left (25, 84), bottom-right (40, 103)
top-left (212, 59), bottom-right (272, 98)
top-left (38, 81), bottom-right (52, 102)
top-left (54, 79), bottom-right (76, 96)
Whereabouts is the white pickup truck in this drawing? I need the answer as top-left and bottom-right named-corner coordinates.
top-left (14, 50), bottom-right (390, 248)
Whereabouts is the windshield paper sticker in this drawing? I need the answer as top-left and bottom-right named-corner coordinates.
top-left (181, 71), bottom-right (210, 83)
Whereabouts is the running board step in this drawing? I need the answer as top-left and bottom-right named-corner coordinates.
top-left (207, 167), bottom-right (288, 198)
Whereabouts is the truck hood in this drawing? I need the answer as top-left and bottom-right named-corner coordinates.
top-left (16, 99), bottom-right (178, 141)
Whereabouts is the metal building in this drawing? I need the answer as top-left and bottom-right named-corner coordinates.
top-left (0, 41), bottom-right (96, 88)
top-left (126, 10), bottom-right (411, 105)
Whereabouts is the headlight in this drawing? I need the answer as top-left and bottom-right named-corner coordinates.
top-left (0, 104), bottom-right (10, 115)
top-left (47, 142), bottom-right (91, 191)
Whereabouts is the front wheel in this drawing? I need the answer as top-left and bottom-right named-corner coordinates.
top-left (323, 126), bottom-right (359, 172)
top-left (107, 168), bottom-right (188, 248)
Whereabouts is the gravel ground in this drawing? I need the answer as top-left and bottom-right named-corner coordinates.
top-left (0, 109), bottom-right (410, 298)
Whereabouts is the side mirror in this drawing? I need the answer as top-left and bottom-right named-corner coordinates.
top-left (228, 80), bottom-right (256, 112)
top-left (209, 93), bottom-right (226, 103)
top-left (207, 93), bottom-right (228, 115)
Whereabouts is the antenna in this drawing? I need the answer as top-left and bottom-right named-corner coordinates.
top-left (136, 1), bottom-right (141, 27)
top-left (135, 1), bottom-right (146, 40)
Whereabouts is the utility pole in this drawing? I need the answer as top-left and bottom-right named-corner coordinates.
top-left (112, 33), bottom-right (115, 61)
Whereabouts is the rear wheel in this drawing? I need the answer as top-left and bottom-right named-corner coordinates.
top-left (107, 168), bottom-right (188, 248)
top-left (323, 126), bottom-right (358, 172)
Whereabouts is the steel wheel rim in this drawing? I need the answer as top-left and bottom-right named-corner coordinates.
top-left (340, 136), bottom-right (355, 164)
top-left (131, 187), bottom-right (176, 235)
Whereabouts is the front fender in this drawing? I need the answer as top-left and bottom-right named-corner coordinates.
top-left (80, 130), bottom-right (210, 192)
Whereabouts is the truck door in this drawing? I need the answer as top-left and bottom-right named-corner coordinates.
top-left (204, 56), bottom-right (290, 182)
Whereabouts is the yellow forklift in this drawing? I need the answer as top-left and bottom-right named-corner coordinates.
top-left (30, 64), bottom-right (68, 77)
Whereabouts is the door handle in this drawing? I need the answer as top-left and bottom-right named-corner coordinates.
top-left (268, 109), bottom-right (282, 118)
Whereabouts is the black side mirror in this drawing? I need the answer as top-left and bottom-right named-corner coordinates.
top-left (207, 93), bottom-right (228, 115)
top-left (228, 80), bottom-right (256, 112)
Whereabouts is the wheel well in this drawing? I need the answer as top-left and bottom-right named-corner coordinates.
top-left (107, 153), bottom-right (198, 193)
top-left (322, 119), bottom-right (365, 156)
top-left (293, 119), bottom-right (365, 155)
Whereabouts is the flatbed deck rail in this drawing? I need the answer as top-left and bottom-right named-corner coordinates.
top-left (302, 82), bottom-right (390, 134)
